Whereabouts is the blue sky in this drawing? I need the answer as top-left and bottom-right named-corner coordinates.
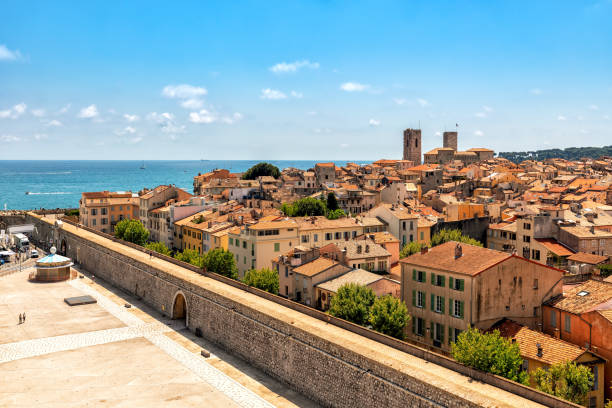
top-left (1, 1), bottom-right (611, 160)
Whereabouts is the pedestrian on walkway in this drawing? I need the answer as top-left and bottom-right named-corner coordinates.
top-left (23, 312), bottom-right (26, 322)
top-left (18, 314), bottom-right (22, 324)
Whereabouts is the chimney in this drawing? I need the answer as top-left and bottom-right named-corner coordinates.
top-left (536, 343), bottom-right (543, 358)
top-left (357, 245), bottom-right (362, 254)
top-left (554, 328), bottom-right (560, 339)
top-left (454, 243), bottom-right (462, 259)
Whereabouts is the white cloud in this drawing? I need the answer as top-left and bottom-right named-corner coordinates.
top-left (34, 133), bottom-right (48, 140)
top-left (0, 103), bottom-right (27, 119)
top-left (31, 108), bottom-right (46, 117)
top-left (0, 134), bottom-right (21, 142)
top-left (474, 112), bottom-right (487, 118)
top-left (368, 118), bottom-right (381, 126)
top-left (45, 119), bottom-right (62, 127)
top-left (557, 115), bottom-right (567, 121)
top-left (127, 137), bottom-right (143, 144)
top-left (483, 105), bottom-right (493, 112)
top-left (588, 104), bottom-right (599, 111)
top-left (162, 84), bottom-right (207, 99)
top-left (260, 88), bottom-right (287, 100)
top-left (78, 104), bottom-right (99, 119)
top-left (0, 45), bottom-right (22, 61)
top-left (290, 90), bottom-right (303, 99)
top-left (180, 98), bottom-right (204, 109)
top-left (189, 109), bottom-right (217, 124)
top-left (115, 126), bottom-right (136, 136)
top-left (221, 112), bottom-right (243, 124)
top-left (435, 131), bottom-right (441, 137)
top-left (147, 112), bottom-right (184, 134)
top-left (340, 82), bottom-right (369, 92)
top-left (123, 114), bottom-right (139, 122)
top-left (58, 104), bottom-right (71, 114)
top-left (530, 88), bottom-right (542, 95)
top-left (416, 98), bottom-right (430, 107)
top-left (393, 98), bottom-right (407, 105)
top-left (270, 60), bottom-right (319, 73)
top-left (474, 130), bottom-right (484, 136)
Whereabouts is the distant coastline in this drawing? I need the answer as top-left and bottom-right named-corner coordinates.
top-left (498, 145), bottom-right (612, 163)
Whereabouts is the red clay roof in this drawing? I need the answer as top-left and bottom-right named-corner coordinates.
top-left (534, 238), bottom-right (574, 257)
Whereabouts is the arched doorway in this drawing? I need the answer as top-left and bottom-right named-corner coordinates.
top-left (172, 292), bottom-right (187, 324)
top-left (60, 239), bottom-right (67, 256)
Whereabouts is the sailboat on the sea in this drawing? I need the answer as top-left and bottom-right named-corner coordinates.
top-left (140, 161), bottom-right (146, 170)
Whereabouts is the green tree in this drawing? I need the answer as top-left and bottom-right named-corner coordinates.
top-left (114, 219), bottom-right (149, 246)
top-left (326, 192), bottom-right (339, 211)
top-left (243, 268), bottom-right (279, 294)
top-left (430, 229), bottom-right (483, 248)
top-left (203, 248), bottom-right (238, 279)
top-left (144, 241), bottom-right (171, 256)
top-left (369, 295), bottom-right (410, 340)
top-left (400, 241), bottom-right (427, 258)
top-left (328, 283), bottom-right (376, 326)
top-left (241, 162), bottom-right (281, 180)
top-left (326, 209), bottom-right (346, 220)
top-left (174, 249), bottom-right (204, 268)
top-left (533, 361), bottom-right (594, 405)
top-left (451, 327), bottom-right (528, 384)
top-left (280, 197), bottom-right (327, 217)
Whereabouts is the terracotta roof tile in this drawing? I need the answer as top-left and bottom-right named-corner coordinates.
top-left (292, 257), bottom-right (344, 277)
top-left (547, 280), bottom-right (612, 314)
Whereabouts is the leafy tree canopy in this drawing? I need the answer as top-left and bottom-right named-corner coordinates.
top-left (430, 229), bottom-right (483, 247)
top-left (203, 248), bottom-right (238, 279)
top-left (369, 295), bottom-right (410, 340)
top-left (499, 145), bottom-right (612, 163)
top-left (281, 197), bottom-right (327, 217)
top-left (174, 248), bottom-right (204, 268)
top-left (114, 219), bottom-right (149, 246)
top-left (400, 241), bottom-right (427, 259)
top-left (326, 209), bottom-right (346, 220)
top-left (144, 241), bottom-right (171, 256)
top-left (241, 162), bottom-right (281, 180)
top-left (243, 268), bottom-right (279, 294)
top-left (326, 192), bottom-right (339, 211)
top-left (328, 283), bottom-right (376, 326)
top-left (533, 361), bottom-right (594, 405)
top-left (451, 327), bottom-right (529, 385)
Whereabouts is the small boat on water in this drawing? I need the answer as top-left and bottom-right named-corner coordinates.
top-left (25, 191), bottom-right (30, 195)
top-left (140, 161), bottom-right (146, 170)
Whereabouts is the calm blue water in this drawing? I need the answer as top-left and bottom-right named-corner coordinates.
top-left (0, 160), bottom-right (358, 210)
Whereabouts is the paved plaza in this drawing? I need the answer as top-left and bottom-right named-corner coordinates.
top-left (0, 268), bottom-right (316, 408)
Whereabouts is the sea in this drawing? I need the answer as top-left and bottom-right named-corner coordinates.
top-left (0, 160), bottom-right (361, 210)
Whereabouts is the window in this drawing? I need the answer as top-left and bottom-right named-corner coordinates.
top-left (409, 221), bottom-right (414, 230)
top-left (522, 360), bottom-right (529, 372)
top-left (91, 209), bottom-right (97, 216)
top-left (102, 218), bottom-right (108, 225)
top-left (334, 232), bottom-right (341, 240)
top-left (432, 273), bottom-right (445, 287)
top-left (592, 366), bottom-right (598, 391)
top-left (243, 256), bottom-right (246, 264)
top-left (92, 219), bottom-right (97, 226)
top-left (413, 269), bottom-right (426, 282)
top-left (533, 278), bottom-right (539, 289)
top-left (242, 241), bottom-right (247, 249)
top-left (415, 317), bottom-right (425, 336)
top-left (101, 208), bottom-right (107, 215)
top-left (285, 266), bottom-right (288, 278)
top-left (451, 299), bottom-right (464, 318)
top-left (523, 222), bottom-right (531, 230)
top-left (564, 314), bottom-right (571, 333)
top-left (325, 233), bottom-right (332, 240)
top-left (413, 290), bottom-right (425, 308)
top-left (301, 235), bottom-right (309, 243)
top-left (274, 243), bottom-right (280, 252)
top-left (523, 235), bottom-right (530, 243)
top-left (449, 277), bottom-right (464, 291)
top-left (449, 327), bottom-right (462, 344)
top-left (420, 231), bottom-right (424, 240)
top-left (378, 261), bottom-right (386, 271)
top-left (432, 295), bottom-right (445, 314)
top-left (402, 221), bottom-right (406, 231)
top-left (314, 234), bottom-right (318, 242)
top-left (434, 323), bottom-right (444, 344)
top-left (531, 249), bottom-right (540, 260)
top-left (229, 238), bottom-right (234, 245)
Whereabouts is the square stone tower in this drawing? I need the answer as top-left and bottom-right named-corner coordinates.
top-left (443, 131), bottom-right (458, 151)
top-left (403, 128), bottom-right (421, 164)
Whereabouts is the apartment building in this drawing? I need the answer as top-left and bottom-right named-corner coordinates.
top-left (293, 216), bottom-right (367, 248)
top-left (400, 241), bottom-right (564, 352)
top-left (227, 219), bottom-right (299, 278)
top-left (316, 269), bottom-right (400, 310)
top-left (559, 225), bottom-right (612, 257)
top-left (79, 191), bottom-right (139, 234)
top-left (148, 197), bottom-right (210, 248)
top-left (367, 203), bottom-right (418, 247)
top-left (139, 185), bottom-right (192, 232)
top-left (192, 169), bottom-right (232, 195)
top-left (319, 239), bottom-right (391, 273)
top-left (314, 162), bottom-right (336, 186)
top-left (543, 280), bottom-right (612, 403)
top-left (173, 210), bottom-right (215, 253)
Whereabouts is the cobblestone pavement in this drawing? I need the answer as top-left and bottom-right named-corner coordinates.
top-left (0, 274), bottom-right (275, 408)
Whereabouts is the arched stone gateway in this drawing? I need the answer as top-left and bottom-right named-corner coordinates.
top-left (171, 291), bottom-right (188, 323)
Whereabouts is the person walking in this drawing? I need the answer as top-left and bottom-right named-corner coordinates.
top-left (22, 312), bottom-right (26, 322)
top-left (18, 314), bottom-right (22, 324)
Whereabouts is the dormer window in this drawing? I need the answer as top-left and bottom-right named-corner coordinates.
top-left (577, 290), bottom-right (589, 297)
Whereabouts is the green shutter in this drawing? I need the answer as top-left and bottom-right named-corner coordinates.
top-left (449, 298), bottom-right (453, 316)
top-left (459, 279), bottom-right (465, 291)
top-left (440, 324), bottom-right (445, 343)
top-left (431, 272), bottom-right (435, 285)
top-left (441, 296), bottom-right (445, 314)
top-left (430, 294), bottom-right (434, 311)
top-left (412, 316), bottom-right (416, 334)
top-left (449, 276), bottom-right (454, 289)
top-left (460, 301), bottom-right (464, 319)
top-left (412, 290), bottom-right (416, 307)
top-left (412, 269), bottom-right (416, 281)
top-left (449, 326), bottom-right (453, 344)
top-left (430, 321), bottom-right (434, 339)
top-left (440, 276), bottom-right (445, 287)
